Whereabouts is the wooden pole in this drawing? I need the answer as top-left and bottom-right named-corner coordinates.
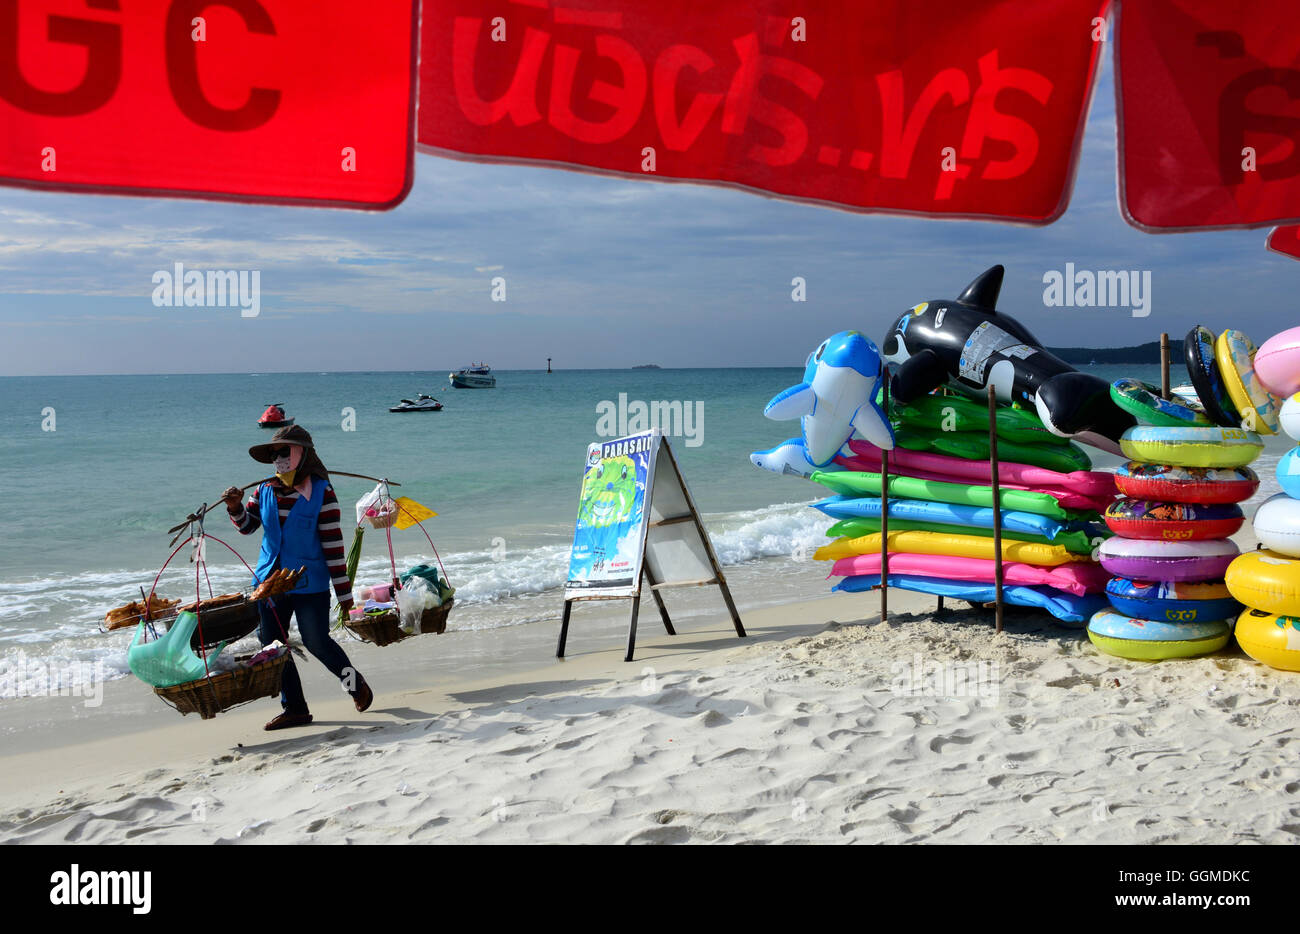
top-left (988, 384), bottom-right (1004, 634)
top-left (556, 600), bottom-right (573, 658)
top-left (167, 470), bottom-right (400, 537)
top-left (1160, 332), bottom-right (1171, 401)
top-left (880, 370), bottom-right (890, 624)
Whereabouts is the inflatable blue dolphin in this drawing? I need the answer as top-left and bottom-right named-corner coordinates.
top-left (749, 438), bottom-right (846, 478)
top-left (754, 331), bottom-right (894, 474)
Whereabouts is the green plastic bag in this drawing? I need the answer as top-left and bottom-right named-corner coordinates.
top-left (127, 611), bottom-right (229, 688)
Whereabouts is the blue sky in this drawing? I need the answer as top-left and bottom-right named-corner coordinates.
top-left (0, 54), bottom-right (1293, 376)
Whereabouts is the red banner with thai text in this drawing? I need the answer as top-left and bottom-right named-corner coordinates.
top-left (418, 0), bottom-right (1110, 224)
top-left (1116, 0), bottom-right (1300, 230)
top-left (0, 0), bottom-right (419, 209)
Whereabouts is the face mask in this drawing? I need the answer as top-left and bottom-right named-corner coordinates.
top-left (274, 446), bottom-right (302, 487)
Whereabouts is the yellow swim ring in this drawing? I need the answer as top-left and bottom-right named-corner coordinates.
top-left (1234, 607), bottom-right (1300, 672)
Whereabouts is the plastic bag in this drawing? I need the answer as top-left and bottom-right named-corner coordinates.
top-left (127, 611), bottom-right (229, 688)
top-left (396, 577), bottom-right (439, 633)
top-left (401, 563), bottom-right (455, 604)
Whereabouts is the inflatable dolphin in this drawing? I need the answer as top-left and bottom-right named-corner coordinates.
top-left (749, 438), bottom-right (846, 478)
top-left (757, 330), bottom-right (894, 473)
top-left (880, 265), bottom-right (1135, 454)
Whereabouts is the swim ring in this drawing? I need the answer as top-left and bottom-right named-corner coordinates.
top-left (1280, 394), bottom-right (1300, 442)
top-left (1097, 537), bottom-right (1239, 582)
top-left (1105, 578), bottom-right (1240, 623)
top-left (1251, 494), bottom-right (1300, 558)
top-left (1183, 325), bottom-right (1240, 428)
top-left (1215, 329), bottom-right (1280, 435)
top-left (1119, 425), bottom-right (1263, 469)
top-left (1110, 378), bottom-right (1210, 427)
top-left (1225, 550), bottom-right (1300, 617)
top-left (1233, 608), bottom-right (1300, 671)
top-left (1102, 499), bottom-right (1243, 541)
top-left (1278, 448), bottom-right (1300, 500)
top-left (1254, 326), bottom-right (1300, 398)
top-left (1087, 608), bottom-right (1232, 660)
top-left (1113, 462), bottom-right (1259, 505)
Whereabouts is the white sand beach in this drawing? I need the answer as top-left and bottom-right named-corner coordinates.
top-left (4, 584), bottom-right (1300, 845)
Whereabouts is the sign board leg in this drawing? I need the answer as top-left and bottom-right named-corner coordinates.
top-left (642, 567), bottom-right (676, 635)
top-left (625, 597), bottom-right (641, 663)
top-left (556, 599), bottom-right (573, 658)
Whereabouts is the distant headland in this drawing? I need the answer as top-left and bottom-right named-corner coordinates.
top-left (1046, 341), bottom-right (1163, 365)
top-left (632, 364), bottom-right (661, 369)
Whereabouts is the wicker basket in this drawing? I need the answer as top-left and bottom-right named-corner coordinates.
top-left (345, 599), bottom-right (455, 645)
top-left (344, 609), bottom-right (410, 646)
top-left (154, 650), bottom-right (290, 720)
top-left (418, 599), bottom-right (454, 635)
top-left (363, 501), bottom-right (399, 529)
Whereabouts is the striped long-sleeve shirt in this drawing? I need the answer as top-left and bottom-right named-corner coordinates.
top-left (229, 481), bottom-right (352, 604)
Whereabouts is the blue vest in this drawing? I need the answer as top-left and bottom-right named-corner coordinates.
top-left (252, 480), bottom-right (330, 595)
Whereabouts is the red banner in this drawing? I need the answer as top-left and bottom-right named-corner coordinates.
top-left (0, 1), bottom-right (418, 209)
top-left (418, 0), bottom-right (1108, 224)
top-left (1268, 225), bottom-right (1300, 260)
top-left (1117, 0), bottom-right (1300, 231)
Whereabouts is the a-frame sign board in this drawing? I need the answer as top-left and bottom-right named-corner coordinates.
top-left (557, 429), bottom-right (745, 662)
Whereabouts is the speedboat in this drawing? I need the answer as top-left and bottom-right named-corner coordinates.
top-left (258, 403), bottom-right (294, 428)
top-left (449, 363), bottom-right (496, 388)
top-left (389, 394), bottom-right (444, 413)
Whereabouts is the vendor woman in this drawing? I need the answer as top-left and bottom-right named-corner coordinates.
top-left (223, 425), bottom-right (373, 730)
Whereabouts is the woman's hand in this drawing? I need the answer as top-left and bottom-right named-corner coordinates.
top-left (222, 486), bottom-right (244, 513)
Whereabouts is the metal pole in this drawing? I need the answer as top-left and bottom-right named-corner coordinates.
top-left (880, 371), bottom-right (890, 624)
top-left (1160, 333), bottom-right (1171, 401)
top-left (988, 384), bottom-right (1004, 634)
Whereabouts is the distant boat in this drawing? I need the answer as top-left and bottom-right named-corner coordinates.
top-left (449, 363), bottom-right (496, 388)
top-left (389, 394), bottom-right (444, 413)
top-left (257, 403), bottom-right (294, 428)
top-left (632, 364), bottom-right (661, 369)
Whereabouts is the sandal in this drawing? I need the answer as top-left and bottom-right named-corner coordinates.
top-left (265, 711), bottom-right (313, 731)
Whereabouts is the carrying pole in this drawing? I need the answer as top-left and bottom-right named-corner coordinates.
top-left (1160, 333), bottom-right (1171, 401)
top-left (988, 384), bottom-right (1005, 633)
top-left (879, 371), bottom-right (890, 624)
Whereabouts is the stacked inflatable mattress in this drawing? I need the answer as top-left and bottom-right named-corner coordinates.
top-left (811, 393), bottom-right (1116, 626)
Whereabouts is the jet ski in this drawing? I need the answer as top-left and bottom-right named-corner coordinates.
top-left (389, 394), bottom-right (444, 413)
top-left (258, 403), bottom-right (294, 428)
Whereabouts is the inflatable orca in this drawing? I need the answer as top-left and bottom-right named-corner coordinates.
top-left (880, 265), bottom-right (1135, 454)
top-left (758, 330), bottom-right (894, 473)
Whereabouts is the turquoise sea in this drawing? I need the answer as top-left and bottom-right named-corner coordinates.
top-left (0, 364), bottom-right (1290, 697)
